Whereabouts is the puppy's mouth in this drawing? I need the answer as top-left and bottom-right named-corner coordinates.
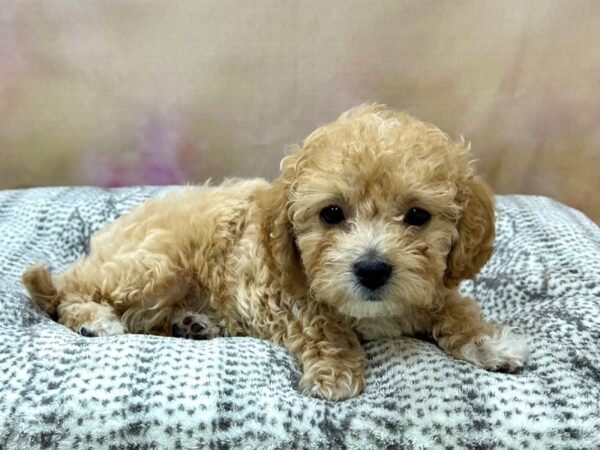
top-left (352, 283), bottom-right (387, 302)
top-left (338, 286), bottom-right (396, 318)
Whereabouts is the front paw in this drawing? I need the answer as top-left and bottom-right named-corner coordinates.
top-left (460, 327), bottom-right (530, 373)
top-left (299, 357), bottom-right (365, 401)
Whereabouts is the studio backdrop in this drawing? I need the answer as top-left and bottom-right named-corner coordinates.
top-left (1, 1), bottom-right (599, 221)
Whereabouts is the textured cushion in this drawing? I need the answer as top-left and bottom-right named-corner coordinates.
top-left (0, 187), bottom-right (599, 449)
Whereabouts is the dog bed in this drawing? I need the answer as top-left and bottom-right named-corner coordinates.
top-left (0, 186), bottom-right (599, 449)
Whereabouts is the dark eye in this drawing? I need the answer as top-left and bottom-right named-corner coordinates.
top-left (404, 207), bottom-right (431, 226)
top-left (320, 205), bottom-right (345, 225)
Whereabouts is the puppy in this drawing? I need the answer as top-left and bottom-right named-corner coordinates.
top-left (23, 104), bottom-right (529, 400)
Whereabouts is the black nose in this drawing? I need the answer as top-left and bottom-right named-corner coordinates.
top-left (353, 258), bottom-right (392, 290)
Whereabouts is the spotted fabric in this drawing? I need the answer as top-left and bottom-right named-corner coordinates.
top-left (0, 187), bottom-right (599, 449)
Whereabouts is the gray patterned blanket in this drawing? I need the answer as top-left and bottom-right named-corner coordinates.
top-left (0, 187), bottom-right (599, 449)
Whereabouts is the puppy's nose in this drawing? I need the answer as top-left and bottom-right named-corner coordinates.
top-left (353, 258), bottom-right (392, 290)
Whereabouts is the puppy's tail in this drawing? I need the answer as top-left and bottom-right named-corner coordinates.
top-left (22, 264), bottom-right (61, 318)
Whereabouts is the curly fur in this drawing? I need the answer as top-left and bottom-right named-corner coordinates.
top-left (23, 104), bottom-right (529, 400)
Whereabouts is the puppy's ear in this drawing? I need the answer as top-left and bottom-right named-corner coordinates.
top-left (257, 151), bottom-right (307, 295)
top-left (444, 177), bottom-right (495, 288)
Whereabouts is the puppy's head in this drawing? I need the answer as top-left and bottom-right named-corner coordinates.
top-left (259, 104), bottom-right (494, 318)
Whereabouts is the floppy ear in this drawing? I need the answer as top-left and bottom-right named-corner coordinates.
top-left (257, 152), bottom-right (307, 295)
top-left (444, 177), bottom-right (496, 288)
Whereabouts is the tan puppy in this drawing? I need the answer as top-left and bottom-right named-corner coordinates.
top-left (23, 104), bottom-right (529, 400)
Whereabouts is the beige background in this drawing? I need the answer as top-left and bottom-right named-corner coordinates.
top-left (1, 1), bottom-right (599, 221)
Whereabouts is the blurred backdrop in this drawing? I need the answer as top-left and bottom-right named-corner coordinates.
top-left (1, 1), bottom-right (599, 221)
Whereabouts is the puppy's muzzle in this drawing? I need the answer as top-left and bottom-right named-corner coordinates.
top-left (353, 257), bottom-right (392, 291)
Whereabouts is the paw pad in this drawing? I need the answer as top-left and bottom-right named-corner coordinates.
top-left (171, 314), bottom-right (220, 340)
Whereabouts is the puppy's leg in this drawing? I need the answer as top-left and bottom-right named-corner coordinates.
top-left (25, 251), bottom-right (189, 335)
top-left (23, 264), bottom-right (124, 336)
top-left (156, 286), bottom-right (223, 339)
top-left (58, 298), bottom-right (125, 337)
top-left (64, 250), bottom-right (190, 335)
top-left (431, 294), bottom-right (529, 372)
top-left (276, 311), bottom-right (365, 401)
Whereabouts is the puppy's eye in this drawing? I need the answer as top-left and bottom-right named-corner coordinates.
top-left (404, 207), bottom-right (431, 226)
top-left (320, 205), bottom-right (345, 225)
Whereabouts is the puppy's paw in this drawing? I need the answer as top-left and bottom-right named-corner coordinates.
top-left (79, 319), bottom-right (125, 337)
top-left (299, 358), bottom-right (365, 401)
top-left (460, 327), bottom-right (530, 373)
top-left (171, 312), bottom-right (221, 340)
